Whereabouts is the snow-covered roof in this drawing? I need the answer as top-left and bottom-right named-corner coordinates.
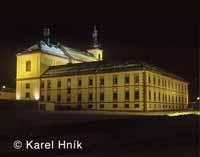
top-left (25, 41), bottom-right (97, 62)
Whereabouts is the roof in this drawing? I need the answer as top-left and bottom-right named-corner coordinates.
top-left (20, 41), bottom-right (97, 62)
top-left (41, 60), bottom-right (187, 82)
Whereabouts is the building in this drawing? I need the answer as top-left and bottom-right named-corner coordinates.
top-left (16, 27), bottom-right (189, 111)
top-left (0, 87), bottom-right (16, 100)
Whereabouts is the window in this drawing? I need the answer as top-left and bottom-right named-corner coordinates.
top-left (100, 77), bottom-right (104, 86)
top-left (134, 104), bottom-right (139, 108)
top-left (78, 79), bottom-right (82, 87)
top-left (158, 92), bottom-right (160, 101)
top-left (67, 96), bottom-right (71, 103)
top-left (89, 93), bottom-right (93, 101)
top-left (125, 91), bottom-right (129, 101)
top-left (113, 92), bottom-right (118, 101)
top-left (134, 73), bottom-right (139, 84)
top-left (47, 95), bottom-right (51, 101)
top-left (47, 80), bottom-right (51, 89)
top-left (154, 92), bottom-right (156, 101)
top-left (153, 76), bottom-right (156, 85)
top-left (149, 90), bottom-right (151, 100)
top-left (57, 94), bottom-right (61, 102)
top-left (26, 83), bottom-right (30, 89)
top-left (26, 61), bottom-right (31, 72)
top-left (113, 104), bottom-right (118, 108)
top-left (134, 90), bottom-right (139, 100)
top-left (100, 93), bottom-right (104, 102)
top-left (113, 75), bottom-right (118, 85)
top-left (124, 74), bottom-right (130, 84)
top-left (100, 104), bottom-right (104, 108)
top-left (57, 80), bottom-right (61, 88)
top-left (67, 88), bottom-right (71, 94)
top-left (40, 95), bottom-right (44, 101)
top-left (25, 92), bottom-right (30, 98)
top-left (41, 81), bottom-right (45, 88)
top-left (148, 75), bottom-right (151, 84)
top-left (158, 78), bottom-right (160, 86)
top-left (78, 93), bottom-right (82, 102)
top-left (88, 104), bottom-right (93, 109)
top-left (88, 78), bottom-right (93, 86)
top-left (125, 104), bottom-right (129, 108)
top-left (67, 78), bottom-right (71, 88)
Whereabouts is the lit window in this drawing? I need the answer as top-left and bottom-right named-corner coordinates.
top-left (26, 61), bottom-right (31, 72)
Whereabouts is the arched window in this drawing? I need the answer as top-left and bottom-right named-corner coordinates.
top-left (26, 61), bottom-right (31, 72)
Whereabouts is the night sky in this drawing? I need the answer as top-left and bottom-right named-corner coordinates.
top-left (0, 3), bottom-right (198, 100)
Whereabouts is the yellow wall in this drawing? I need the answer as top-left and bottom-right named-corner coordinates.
top-left (40, 70), bottom-right (188, 112)
top-left (16, 51), bottom-right (70, 100)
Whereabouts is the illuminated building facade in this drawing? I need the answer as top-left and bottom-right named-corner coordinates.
top-left (16, 28), bottom-right (189, 111)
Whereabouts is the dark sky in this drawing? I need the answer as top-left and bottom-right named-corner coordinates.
top-left (0, 3), bottom-right (198, 100)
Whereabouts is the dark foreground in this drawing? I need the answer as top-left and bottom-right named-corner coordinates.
top-left (0, 111), bottom-right (199, 157)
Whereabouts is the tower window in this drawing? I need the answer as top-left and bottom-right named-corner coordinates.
top-left (25, 92), bottom-right (30, 98)
top-left (26, 61), bottom-right (31, 72)
top-left (25, 83), bottom-right (30, 89)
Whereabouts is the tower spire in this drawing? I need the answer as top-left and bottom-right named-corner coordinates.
top-left (43, 28), bottom-right (51, 46)
top-left (92, 25), bottom-right (100, 48)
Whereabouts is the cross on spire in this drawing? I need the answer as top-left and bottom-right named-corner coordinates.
top-left (92, 25), bottom-right (100, 48)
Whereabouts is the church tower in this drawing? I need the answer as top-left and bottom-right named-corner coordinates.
top-left (87, 26), bottom-right (103, 61)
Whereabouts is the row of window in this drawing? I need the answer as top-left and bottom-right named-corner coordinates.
top-left (148, 91), bottom-right (187, 103)
top-left (148, 74), bottom-right (187, 92)
top-left (148, 104), bottom-right (183, 109)
top-left (41, 90), bottom-right (140, 102)
top-left (41, 74), bottom-right (140, 89)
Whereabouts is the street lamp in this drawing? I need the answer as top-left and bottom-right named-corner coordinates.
top-left (2, 85), bottom-right (6, 89)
